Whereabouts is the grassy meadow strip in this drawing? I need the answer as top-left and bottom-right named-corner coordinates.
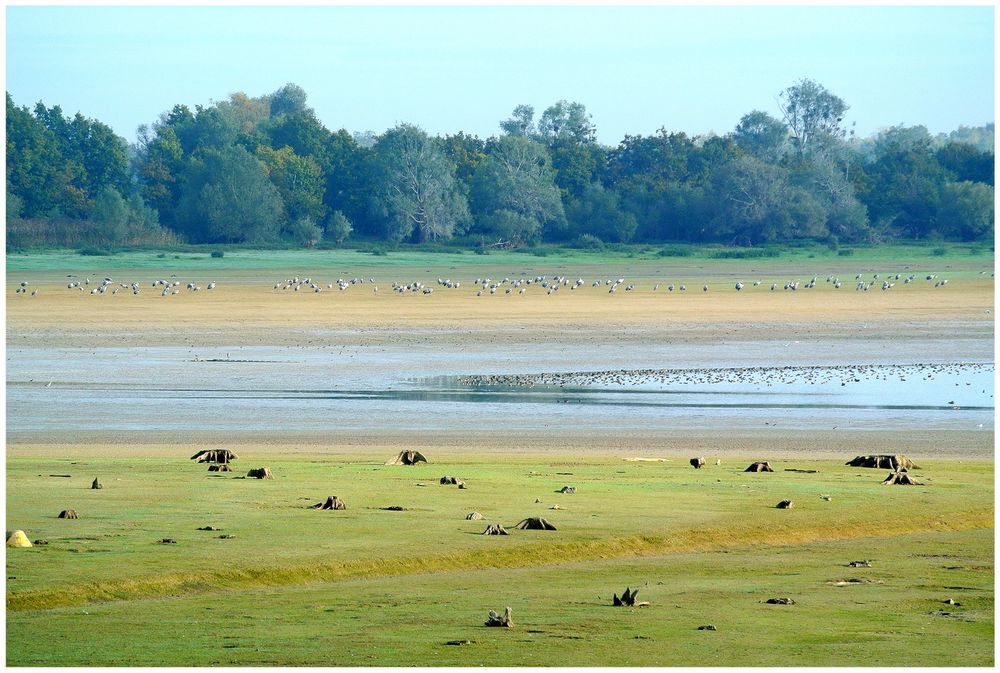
top-left (7, 455), bottom-right (993, 611)
top-left (6, 241), bottom-right (994, 275)
top-left (7, 506), bottom-right (992, 613)
top-left (7, 526), bottom-right (993, 666)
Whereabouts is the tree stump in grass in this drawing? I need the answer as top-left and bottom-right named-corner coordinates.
top-left (882, 469), bottom-right (921, 485)
top-left (485, 606), bottom-right (513, 627)
top-left (312, 496), bottom-right (346, 510)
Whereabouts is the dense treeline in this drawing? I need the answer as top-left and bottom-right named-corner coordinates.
top-left (6, 80), bottom-right (994, 250)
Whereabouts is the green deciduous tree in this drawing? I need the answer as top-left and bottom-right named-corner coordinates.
top-left (283, 217), bottom-right (323, 247)
top-left (860, 136), bottom-right (950, 239)
top-left (797, 159), bottom-right (869, 242)
top-left (136, 124), bottom-right (185, 228)
top-left (325, 210), bottom-right (353, 245)
top-left (6, 93), bottom-right (71, 217)
top-left (256, 145), bottom-right (326, 222)
top-left (478, 209), bottom-right (541, 245)
top-left (263, 110), bottom-right (331, 162)
top-left (538, 100), bottom-right (596, 145)
top-left (372, 124), bottom-right (469, 242)
top-left (936, 142), bottom-right (994, 186)
top-left (471, 134), bottom-right (565, 238)
top-left (499, 104), bottom-right (536, 137)
top-left (268, 83), bottom-right (310, 117)
top-left (564, 182), bottom-right (638, 243)
top-left (712, 155), bottom-right (826, 244)
top-left (13, 99), bottom-right (131, 218)
top-left (90, 186), bottom-right (130, 244)
top-left (177, 145), bottom-right (285, 243)
top-left (321, 130), bottom-right (371, 235)
top-left (732, 110), bottom-right (788, 163)
top-left (936, 181), bottom-right (994, 241)
top-left (777, 78), bottom-right (849, 160)
top-left (549, 141), bottom-right (604, 197)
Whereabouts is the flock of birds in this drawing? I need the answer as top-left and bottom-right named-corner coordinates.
top-left (459, 362), bottom-right (994, 392)
top-left (259, 269), bottom-right (961, 298)
top-left (272, 276), bottom-right (376, 293)
top-left (9, 267), bottom-right (989, 300)
top-left (11, 276), bottom-right (217, 297)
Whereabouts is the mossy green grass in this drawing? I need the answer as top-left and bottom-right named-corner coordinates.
top-left (6, 241), bottom-right (993, 278)
top-left (6, 452), bottom-right (993, 665)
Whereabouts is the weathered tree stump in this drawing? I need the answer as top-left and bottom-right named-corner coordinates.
top-left (846, 454), bottom-right (917, 470)
top-left (882, 469), bottom-right (921, 485)
top-left (191, 449), bottom-right (239, 464)
top-left (312, 496), bottom-right (346, 510)
top-left (513, 517), bottom-right (557, 530)
top-left (386, 450), bottom-right (427, 465)
top-left (485, 606), bottom-right (513, 627)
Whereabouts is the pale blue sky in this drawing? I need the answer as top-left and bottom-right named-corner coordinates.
top-left (5, 5), bottom-right (995, 146)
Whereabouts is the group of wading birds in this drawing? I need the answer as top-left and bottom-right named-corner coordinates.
top-left (268, 270), bottom-right (960, 296)
top-left (5, 448), bottom-right (930, 632)
top-left (11, 267), bottom-right (985, 299)
top-left (12, 276), bottom-right (217, 296)
top-left (461, 362), bottom-right (993, 402)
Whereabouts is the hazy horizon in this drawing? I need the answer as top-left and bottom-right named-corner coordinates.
top-left (6, 4), bottom-right (995, 145)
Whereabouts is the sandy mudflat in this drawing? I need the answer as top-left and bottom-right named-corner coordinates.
top-left (6, 277), bottom-right (995, 346)
top-left (5, 426), bottom-right (994, 461)
top-left (7, 273), bottom-right (994, 460)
